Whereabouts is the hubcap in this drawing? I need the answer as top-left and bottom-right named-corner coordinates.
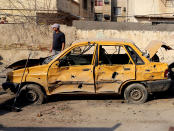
top-left (130, 88), bottom-right (143, 101)
top-left (26, 90), bottom-right (38, 102)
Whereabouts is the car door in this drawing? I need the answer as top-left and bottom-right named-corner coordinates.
top-left (95, 44), bottom-right (136, 93)
top-left (47, 43), bottom-right (96, 95)
top-left (126, 45), bottom-right (164, 81)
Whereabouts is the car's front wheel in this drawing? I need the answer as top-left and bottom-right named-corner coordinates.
top-left (124, 83), bottom-right (148, 104)
top-left (20, 84), bottom-right (45, 105)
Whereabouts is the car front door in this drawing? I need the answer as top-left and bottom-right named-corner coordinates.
top-left (95, 44), bottom-right (136, 93)
top-left (47, 43), bottom-right (96, 95)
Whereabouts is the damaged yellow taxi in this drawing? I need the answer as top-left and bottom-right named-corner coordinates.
top-left (2, 39), bottom-right (172, 104)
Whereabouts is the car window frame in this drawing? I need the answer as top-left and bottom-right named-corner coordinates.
top-left (125, 45), bottom-right (145, 65)
top-left (57, 43), bottom-right (97, 67)
top-left (97, 44), bottom-right (135, 66)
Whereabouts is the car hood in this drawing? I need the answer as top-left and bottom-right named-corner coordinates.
top-left (145, 40), bottom-right (173, 59)
top-left (6, 58), bottom-right (45, 70)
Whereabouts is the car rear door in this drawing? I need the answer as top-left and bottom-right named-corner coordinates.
top-left (95, 43), bottom-right (136, 93)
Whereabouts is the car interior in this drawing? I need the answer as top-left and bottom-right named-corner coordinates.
top-left (58, 44), bottom-right (144, 67)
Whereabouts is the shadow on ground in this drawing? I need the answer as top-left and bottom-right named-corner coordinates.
top-left (1, 85), bottom-right (174, 116)
top-left (148, 82), bottom-right (174, 102)
top-left (0, 96), bottom-right (17, 116)
top-left (47, 94), bottom-right (123, 103)
top-left (0, 94), bottom-right (123, 116)
top-left (0, 123), bottom-right (122, 131)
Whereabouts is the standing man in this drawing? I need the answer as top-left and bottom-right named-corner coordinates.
top-left (50, 23), bottom-right (65, 55)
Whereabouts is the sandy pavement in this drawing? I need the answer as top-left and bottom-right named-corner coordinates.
top-left (1, 87), bottom-right (174, 131)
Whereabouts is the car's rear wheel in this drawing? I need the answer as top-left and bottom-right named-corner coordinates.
top-left (124, 83), bottom-right (148, 104)
top-left (20, 84), bottom-right (45, 105)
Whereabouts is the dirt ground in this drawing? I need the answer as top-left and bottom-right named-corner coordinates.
top-left (1, 83), bottom-right (174, 131)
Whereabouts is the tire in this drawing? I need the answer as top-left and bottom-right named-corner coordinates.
top-left (169, 63), bottom-right (174, 80)
top-left (20, 84), bottom-right (45, 105)
top-left (124, 83), bottom-right (148, 104)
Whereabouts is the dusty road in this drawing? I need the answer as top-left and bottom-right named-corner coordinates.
top-left (1, 85), bottom-right (174, 131)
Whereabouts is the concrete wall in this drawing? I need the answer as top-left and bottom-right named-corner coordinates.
top-left (73, 20), bottom-right (174, 31)
top-left (57, 0), bottom-right (80, 17)
top-left (0, 24), bottom-right (76, 48)
top-left (1, 21), bottom-right (174, 66)
top-left (0, 24), bottom-right (76, 65)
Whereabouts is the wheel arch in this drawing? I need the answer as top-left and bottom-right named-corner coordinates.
top-left (119, 80), bottom-right (147, 96)
top-left (20, 82), bottom-right (47, 96)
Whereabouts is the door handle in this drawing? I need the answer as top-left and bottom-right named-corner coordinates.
top-left (124, 68), bottom-right (130, 71)
top-left (83, 68), bottom-right (90, 71)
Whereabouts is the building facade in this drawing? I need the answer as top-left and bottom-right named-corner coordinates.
top-left (94, 0), bottom-right (174, 23)
top-left (111, 0), bottom-right (127, 22)
top-left (94, 0), bottom-right (128, 22)
top-left (128, 0), bottom-right (174, 23)
top-left (94, 0), bottom-right (111, 21)
top-left (0, 0), bottom-right (94, 25)
top-left (79, 0), bottom-right (95, 20)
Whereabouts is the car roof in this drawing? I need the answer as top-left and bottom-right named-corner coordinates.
top-left (72, 38), bottom-right (135, 45)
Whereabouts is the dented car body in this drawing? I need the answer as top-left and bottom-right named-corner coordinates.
top-left (2, 39), bottom-right (172, 104)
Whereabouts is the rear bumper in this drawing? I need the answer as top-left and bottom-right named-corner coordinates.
top-left (2, 82), bottom-right (19, 94)
top-left (146, 79), bottom-right (172, 93)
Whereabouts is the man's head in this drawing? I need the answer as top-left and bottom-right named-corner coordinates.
top-left (51, 23), bottom-right (60, 32)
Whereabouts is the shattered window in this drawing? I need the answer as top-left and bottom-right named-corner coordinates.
top-left (125, 45), bottom-right (144, 65)
top-left (61, 44), bottom-right (95, 66)
top-left (71, 44), bottom-right (94, 55)
top-left (99, 45), bottom-right (132, 65)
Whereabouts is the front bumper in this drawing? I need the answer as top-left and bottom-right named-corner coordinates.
top-left (2, 82), bottom-right (19, 94)
top-left (146, 79), bottom-right (172, 93)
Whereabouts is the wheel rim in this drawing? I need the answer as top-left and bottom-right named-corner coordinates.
top-left (26, 90), bottom-right (38, 102)
top-left (129, 88), bottom-right (143, 101)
